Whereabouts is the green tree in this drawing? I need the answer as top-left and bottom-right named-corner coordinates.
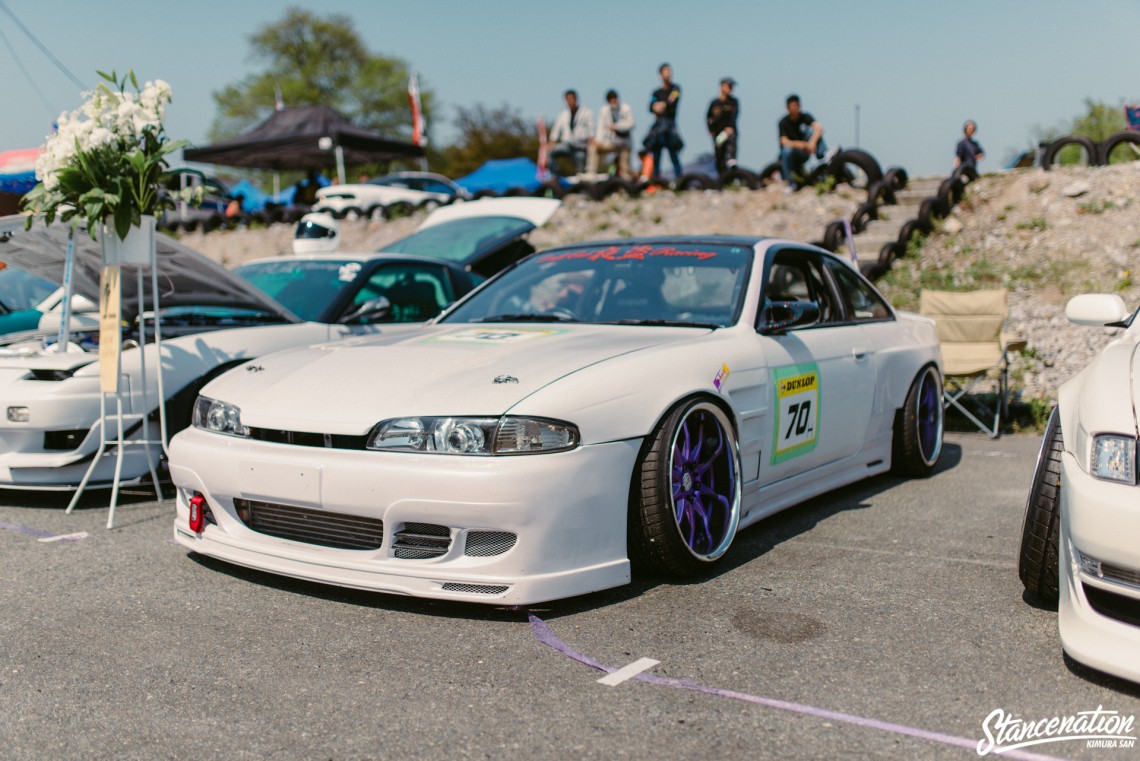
top-left (207, 7), bottom-right (435, 147)
top-left (433, 103), bottom-right (540, 179)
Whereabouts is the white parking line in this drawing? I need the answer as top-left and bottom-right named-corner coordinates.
top-left (37, 532), bottom-right (88, 543)
top-left (597, 657), bottom-right (660, 686)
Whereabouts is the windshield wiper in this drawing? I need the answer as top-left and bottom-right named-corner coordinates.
top-left (477, 313), bottom-right (579, 323)
top-left (607, 319), bottom-right (721, 330)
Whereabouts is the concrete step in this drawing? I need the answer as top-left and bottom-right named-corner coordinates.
top-left (858, 219), bottom-right (903, 237)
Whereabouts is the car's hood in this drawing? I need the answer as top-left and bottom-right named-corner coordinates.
top-left (0, 215), bottom-right (298, 323)
top-left (210, 322), bottom-right (708, 434)
top-left (416, 197), bottom-right (560, 230)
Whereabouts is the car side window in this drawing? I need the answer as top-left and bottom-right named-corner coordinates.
top-left (420, 180), bottom-right (455, 195)
top-left (345, 263), bottom-right (454, 323)
top-left (761, 250), bottom-right (835, 328)
top-left (826, 260), bottom-right (892, 322)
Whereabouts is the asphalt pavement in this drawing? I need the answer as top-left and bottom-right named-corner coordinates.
top-left (1, 432), bottom-right (1138, 760)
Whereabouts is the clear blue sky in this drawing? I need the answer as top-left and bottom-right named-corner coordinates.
top-left (1, 0), bottom-right (1137, 177)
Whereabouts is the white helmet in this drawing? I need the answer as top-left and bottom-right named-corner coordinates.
top-left (293, 212), bottom-right (340, 254)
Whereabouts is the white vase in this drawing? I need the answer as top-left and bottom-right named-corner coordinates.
top-left (101, 215), bottom-right (156, 266)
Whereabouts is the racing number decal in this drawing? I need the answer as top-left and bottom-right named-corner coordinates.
top-left (771, 363), bottom-right (820, 464)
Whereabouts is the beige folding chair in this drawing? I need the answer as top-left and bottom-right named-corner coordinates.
top-left (920, 289), bottom-right (1025, 438)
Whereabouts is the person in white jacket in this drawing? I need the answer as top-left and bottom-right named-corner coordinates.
top-left (548, 89), bottom-right (594, 175)
top-left (587, 90), bottom-right (635, 178)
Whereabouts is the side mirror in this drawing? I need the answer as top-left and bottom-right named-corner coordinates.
top-left (759, 300), bottom-right (821, 335)
top-left (1065, 294), bottom-right (1130, 327)
top-left (343, 296), bottom-right (392, 324)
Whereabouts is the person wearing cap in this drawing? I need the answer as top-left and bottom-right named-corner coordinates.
top-left (706, 77), bottom-right (740, 176)
top-left (587, 89), bottom-right (635, 178)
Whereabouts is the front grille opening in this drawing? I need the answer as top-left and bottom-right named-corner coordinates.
top-left (247, 427), bottom-right (368, 450)
top-left (43, 428), bottom-right (88, 451)
top-left (1083, 584), bottom-right (1140, 628)
top-left (392, 522), bottom-right (452, 559)
top-left (464, 531), bottom-right (517, 557)
top-left (441, 583), bottom-right (509, 595)
top-left (233, 498), bottom-right (384, 550)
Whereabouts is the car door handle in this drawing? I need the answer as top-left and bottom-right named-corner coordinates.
top-left (852, 347), bottom-right (869, 361)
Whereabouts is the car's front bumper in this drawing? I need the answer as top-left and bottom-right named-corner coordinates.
top-left (1059, 450), bottom-right (1140, 684)
top-left (168, 427), bottom-right (640, 605)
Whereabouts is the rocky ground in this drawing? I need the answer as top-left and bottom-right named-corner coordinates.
top-left (181, 162), bottom-right (1140, 405)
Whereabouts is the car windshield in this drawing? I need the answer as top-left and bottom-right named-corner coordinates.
top-left (233, 259), bottom-right (365, 322)
top-left (380, 216), bottom-right (534, 264)
top-left (442, 242), bottom-right (753, 327)
top-left (0, 267), bottom-right (60, 312)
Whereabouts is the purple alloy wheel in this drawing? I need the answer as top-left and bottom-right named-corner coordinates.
top-left (916, 367), bottom-right (944, 466)
top-left (669, 403), bottom-right (740, 561)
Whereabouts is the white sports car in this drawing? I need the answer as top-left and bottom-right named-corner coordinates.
top-left (0, 199), bottom-right (557, 490)
top-left (1019, 293), bottom-right (1140, 684)
top-left (170, 236), bottom-right (944, 604)
top-left (313, 171), bottom-right (470, 219)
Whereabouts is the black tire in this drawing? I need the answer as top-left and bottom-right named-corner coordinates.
top-left (532, 180), bottom-right (565, 199)
top-left (719, 167), bottom-right (760, 190)
top-left (1040, 135), bottom-right (1097, 170)
top-left (341, 206), bottom-right (364, 220)
top-left (417, 198), bottom-right (442, 211)
top-left (916, 198), bottom-right (939, 232)
top-left (1018, 408), bottom-right (1063, 605)
top-left (758, 161), bottom-right (782, 186)
top-left (896, 219), bottom-right (922, 253)
top-left (860, 261), bottom-right (887, 280)
top-left (829, 148), bottom-right (884, 189)
top-left (501, 186), bottom-right (530, 197)
top-left (928, 193), bottom-right (950, 219)
top-left (180, 218), bottom-right (199, 233)
top-left (953, 165), bottom-right (979, 183)
top-left (594, 177), bottom-right (638, 200)
top-left (882, 166), bottom-right (908, 192)
top-left (675, 173), bottom-right (715, 191)
top-left (808, 163), bottom-right (833, 187)
top-left (866, 179), bottom-right (894, 206)
top-left (472, 189), bottom-right (499, 199)
top-left (1098, 130), bottom-right (1140, 165)
top-left (267, 207), bottom-right (285, 224)
top-left (851, 199), bottom-right (878, 233)
top-left (822, 219), bottom-right (848, 252)
top-left (891, 365), bottom-right (944, 477)
top-left (365, 205), bottom-right (385, 221)
top-left (937, 177), bottom-right (962, 209)
top-left (386, 201), bottom-right (414, 218)
top-left (877, 241), bottom-right (899, 269)
top-left (629, 398), bottom-right (742, 577)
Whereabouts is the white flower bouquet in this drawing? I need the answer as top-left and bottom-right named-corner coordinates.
top-left (23, 70), bottom-right (194, 240)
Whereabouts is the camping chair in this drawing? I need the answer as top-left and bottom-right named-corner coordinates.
top-left (919, 289), bottom-right (1026, 438)
top-left (1124, 105), bottom-right (1140, 131)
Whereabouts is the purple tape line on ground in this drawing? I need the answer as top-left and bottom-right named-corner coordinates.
top-left (0, 520), bottom-right (84, 541)
top-left (528, 613), bottom-right (1068, 761)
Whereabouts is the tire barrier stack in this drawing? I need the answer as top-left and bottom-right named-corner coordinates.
top-left (171, 148), bottom-right (889, 235)
top-left (824, 165), bottom-right (977, 282)
top-left (1038, 130), bottom-right (1140, 170)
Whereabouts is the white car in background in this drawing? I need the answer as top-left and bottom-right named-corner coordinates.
top-left (1019, 293), bottom-right (1140, 684)
top-left (170, 235), bottom-right (943, 605)
top-left (312, 171), bottom-right (471, 220)
top-left (0, 199), bottom-right (558, 490)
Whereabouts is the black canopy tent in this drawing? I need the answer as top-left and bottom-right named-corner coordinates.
top-left (183, 105), bottom-right (423, 180)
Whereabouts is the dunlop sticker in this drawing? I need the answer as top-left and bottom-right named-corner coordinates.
top-left (771, 362), bottom-right (820, 464)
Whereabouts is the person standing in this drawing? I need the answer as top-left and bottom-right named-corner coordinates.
top-left (645, 63), bottom-right (684, 180)
top-left (548, 89), bottom-right (594, 176)
top-left (707, 77), bottom-right (739, 176)
top-left (778, 94), bottom-right (829, 191)
top-left (588, 90), bottom-right (635, 178)
top-left (954, 120), bottom-right (985, 171)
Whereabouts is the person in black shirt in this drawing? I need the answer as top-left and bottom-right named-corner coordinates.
top-left (954, 120), bottom-right (985, 171)
top-left (707, 77), bottom-right (739, 175)
top-left (644, 63), bottom-right (684, 180)
top-left (778, 94), bottom-right (828, 191)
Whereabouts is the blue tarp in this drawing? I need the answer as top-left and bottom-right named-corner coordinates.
top-left (456, 158), bottom-right (545, 193)
top-left (0, 171), bottom-right (36, 195)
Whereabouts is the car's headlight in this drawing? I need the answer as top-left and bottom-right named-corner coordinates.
top-left (367, 416), bottom-right (579, 455)
top-left (192, 396), bottom-right (249, 438)
top-left (1090, 434), bottom-right (1136, 484)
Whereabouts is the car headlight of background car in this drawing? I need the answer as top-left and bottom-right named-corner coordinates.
top-left (367, 416), bottom-right (579, 455)
top-left (1090, 434), bottom-right (1136, 484)
top-left (192, 396), bottom-right (249, 438)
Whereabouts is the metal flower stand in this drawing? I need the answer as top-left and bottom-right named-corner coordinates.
top-left (66, 218), bottom-right (169, 528)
